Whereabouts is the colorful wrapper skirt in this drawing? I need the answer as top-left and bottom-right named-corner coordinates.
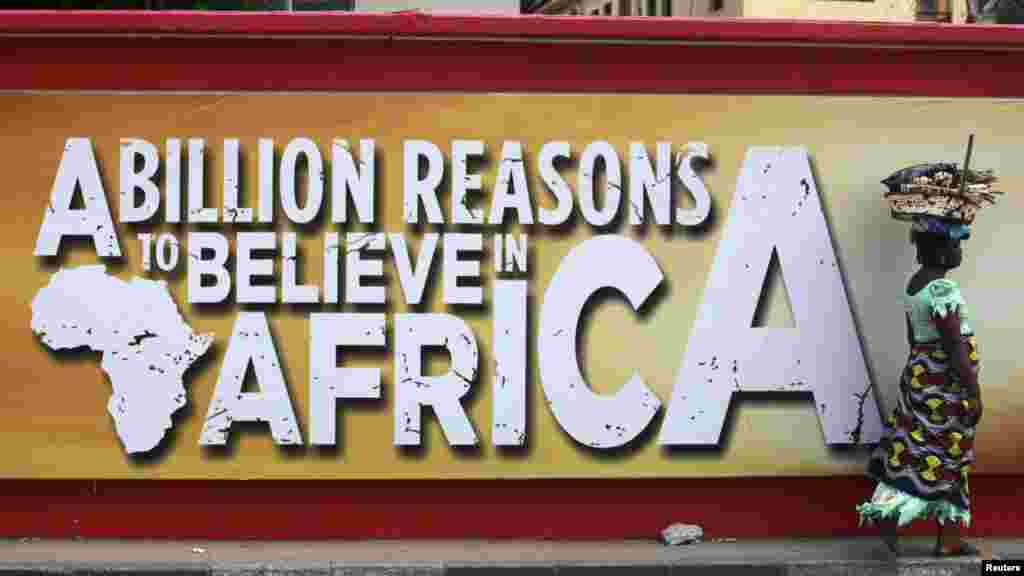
top-left (857, 338), bottom-right (979, 528)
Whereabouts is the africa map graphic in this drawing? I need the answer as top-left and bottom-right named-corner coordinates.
top-left (31, 266), bottom-right (212, 454)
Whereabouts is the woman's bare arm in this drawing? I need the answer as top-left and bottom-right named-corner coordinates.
top-left (905, 313), bottom-right (915, 348)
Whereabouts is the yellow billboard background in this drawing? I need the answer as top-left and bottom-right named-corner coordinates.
top-left (1, 93), bottom-right (1021, 479)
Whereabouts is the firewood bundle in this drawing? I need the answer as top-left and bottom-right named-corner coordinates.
top-left (882, 162), bottom-right (1003, 225)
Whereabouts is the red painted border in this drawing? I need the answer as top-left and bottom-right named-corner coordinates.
top-left (1, 12), bottom-right (1024, 95)
top-left (2, 11), bottom-right (1024, 538)
top-left (3, 35), bottom-right (1024, 96)
top-left (1, 10), bottom-right (1024, 47)
top-left (0, 476), bottom-right (1020, 539)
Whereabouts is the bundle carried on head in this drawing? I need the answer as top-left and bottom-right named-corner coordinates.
top-left (882, 135), bottom-right (1002, 226)
top-left (882, 164), bottom-right (1000, 224)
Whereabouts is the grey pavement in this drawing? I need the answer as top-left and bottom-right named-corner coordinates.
top-left (1, 537), bottom-right (1022, 575)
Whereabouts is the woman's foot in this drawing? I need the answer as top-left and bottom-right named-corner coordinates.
top-left (935, 521), bottom-right (978, 556)
top-left (878, 518), bottom-right (900, 554)
top-left (933, 540), bottom-right (980, 557)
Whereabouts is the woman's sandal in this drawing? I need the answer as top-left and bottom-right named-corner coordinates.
top-left (933, 540), bottom-right (980, 557)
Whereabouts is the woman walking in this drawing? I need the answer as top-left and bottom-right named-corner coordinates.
top-left (858, 156), bottom-right (997, 557)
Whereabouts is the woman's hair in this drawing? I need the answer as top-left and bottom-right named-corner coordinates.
top-left (911, 230), bottom-right (960, 268)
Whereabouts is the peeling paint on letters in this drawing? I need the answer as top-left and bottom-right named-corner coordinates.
top-left (492, 280), bottom-right (527, 446)
top-left (659, 147), bottom-right (882, 446)
top-left (539, 236), bottom-right (663, 449)
top-left (200, 312), bottom-right (301, 446)
top-left (394, 314), bottom-right (480, 446)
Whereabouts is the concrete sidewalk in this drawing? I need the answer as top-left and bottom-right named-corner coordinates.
top-left (1, 537), bottom-right (1022, 575)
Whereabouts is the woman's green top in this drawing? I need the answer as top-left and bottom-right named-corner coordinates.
top-left (904, 278), bottom-right (973, 343)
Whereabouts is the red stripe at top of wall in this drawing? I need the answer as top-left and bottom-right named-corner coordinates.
top-left (0, 12), bottom-right (1023, 95)
top-left (0, 10), bottom-right (1024, 48)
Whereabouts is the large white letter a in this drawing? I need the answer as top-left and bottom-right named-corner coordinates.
top-left (659, 147), bottom-right (882, 446)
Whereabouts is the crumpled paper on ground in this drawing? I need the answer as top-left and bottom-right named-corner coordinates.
top-left (661, 523), bottom-right (704, 546)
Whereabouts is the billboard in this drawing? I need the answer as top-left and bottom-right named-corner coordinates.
top-left (3, 92), bottom-right (1020, 479)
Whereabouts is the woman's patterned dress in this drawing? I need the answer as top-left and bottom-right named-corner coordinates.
top-left (857, 278), bottom-right (980, 527)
